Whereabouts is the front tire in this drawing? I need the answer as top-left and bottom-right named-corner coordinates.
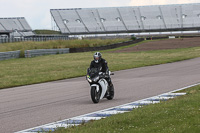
top-left (91, 86), bottom-right (100, 103)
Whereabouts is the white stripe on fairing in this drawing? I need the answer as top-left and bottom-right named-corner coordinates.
top-left (16, 83), bottom-right (199, 133)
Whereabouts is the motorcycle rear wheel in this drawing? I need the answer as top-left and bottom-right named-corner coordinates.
top-left (91, 86), bottom-right (100, 103)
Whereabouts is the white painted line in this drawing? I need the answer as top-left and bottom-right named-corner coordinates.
top-left (71, 117), bottom-right (103, 121)
top-left (139, 100), bottom-right (160, 104)
top-left (16, 82), bottom-right (199, 133)
top-left (159, 92), bottom-right (187, 97)
top-left (147, 96), bottom-right (173, 101)
top-left (40, 123), bottom-right (76, 129)
top-left (98, 110), bottom-right (128, 115)
top-left (170, 83), bottom-right (200, 93)
top-left (119, 105), bottom-right (140, 109)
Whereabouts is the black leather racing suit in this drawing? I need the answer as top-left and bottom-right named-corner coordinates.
top-left (89, 58), bottom-right (112, 86)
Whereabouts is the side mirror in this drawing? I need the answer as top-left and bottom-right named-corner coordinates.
top-left (109, 71), bottom-right (114, 75)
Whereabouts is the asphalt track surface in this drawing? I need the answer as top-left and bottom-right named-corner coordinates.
top-left (1, 57), bottom-right (200, 133)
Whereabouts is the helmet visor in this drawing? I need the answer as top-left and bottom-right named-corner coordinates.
top-left (94, 56), bottom-right (99, 61)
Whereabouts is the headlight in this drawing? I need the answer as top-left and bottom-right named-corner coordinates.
top-left (87, 75), bottom-right (92, 83)
top-left (88, 78), bottom-right (92, 82)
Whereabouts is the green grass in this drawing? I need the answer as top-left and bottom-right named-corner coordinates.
top-left (0, 38), bottom-right (129, 52)
top-left (1, 44), bottom-right (200, 89)
top-left (53, 85), bottom-right (200, 133)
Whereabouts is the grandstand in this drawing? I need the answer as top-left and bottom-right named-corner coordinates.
top-left (50, 3), bottom-right (200, 35)
top-left (0, 17), bottom-right (34, 37)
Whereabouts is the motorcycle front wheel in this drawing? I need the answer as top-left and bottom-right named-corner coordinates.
top-left (91, 86), bottom-right (100, 103)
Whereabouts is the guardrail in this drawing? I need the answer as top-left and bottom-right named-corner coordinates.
top-left (24, 48), bottom-right (69, 58)
top-left (0, 50), bottom-right (20, 61)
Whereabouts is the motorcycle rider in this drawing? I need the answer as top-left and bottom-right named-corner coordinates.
top-left (89, 52), bottom-right (113, 89)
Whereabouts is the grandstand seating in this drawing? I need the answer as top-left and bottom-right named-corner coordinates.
top-left (60, 9), bottom-right (86, 33)
top-left (118, 7), bottom-right (141, 31)
top-left (140, 6), bottom-right (165, 30)
top-left (77, 9), bottom-right (103, 32)
top-left (51, 10), bottom-right (67, 33)
top-left (97, 8), bottom-right (126, 31)
top-left (0, 17), bottom-right (34, 37)
top-left (0, 17), bottom-right (32, 32)
top-left (182, 4), bottom-right (200, 28)
top-left (161, 5), bottom-right (181, 29)
top-left (51, 3), bottom-right (200, 34)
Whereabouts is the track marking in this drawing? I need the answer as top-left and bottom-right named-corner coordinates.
top-left (16, 83), bottom-right (198, 133)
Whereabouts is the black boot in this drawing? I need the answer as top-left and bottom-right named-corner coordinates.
top-left (107, 80), bottom-right (114, 100)
top-left (107, 85), bottom-right (114, 100)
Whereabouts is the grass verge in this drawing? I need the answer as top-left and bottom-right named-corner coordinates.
top-left (103, 39), bottom-right (168, 52)
top-left (53, 85), bottom-right (200, 133)
top-left (1, 44), bottom-right (200, 89)
top-left (0, 38), bottom-right (129, 52)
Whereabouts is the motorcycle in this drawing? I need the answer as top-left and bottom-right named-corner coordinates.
top-left (86, 68), bottom-right (114, 103)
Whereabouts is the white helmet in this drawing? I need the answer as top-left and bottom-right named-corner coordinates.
top-left (93, 52), bottom-right (102, 63)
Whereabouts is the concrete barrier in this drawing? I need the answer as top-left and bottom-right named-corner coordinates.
top-left (25, 48), bottom-right (69, 58)
top-left (0, 50), bottom-right (20, 61)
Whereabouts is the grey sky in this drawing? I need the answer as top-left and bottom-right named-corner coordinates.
top-left (0, 0), bottom-right (199, 30)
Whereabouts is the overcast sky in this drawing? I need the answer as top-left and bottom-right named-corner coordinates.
top-left (0, 0), bottom-right (199, 30)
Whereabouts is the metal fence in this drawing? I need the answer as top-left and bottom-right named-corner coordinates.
top-left (0, 50), bottom-right (20, 61)
top-left (0, 36), bottom-right (70, 44)
top-left (24, 48), bottom-right (69, 58)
